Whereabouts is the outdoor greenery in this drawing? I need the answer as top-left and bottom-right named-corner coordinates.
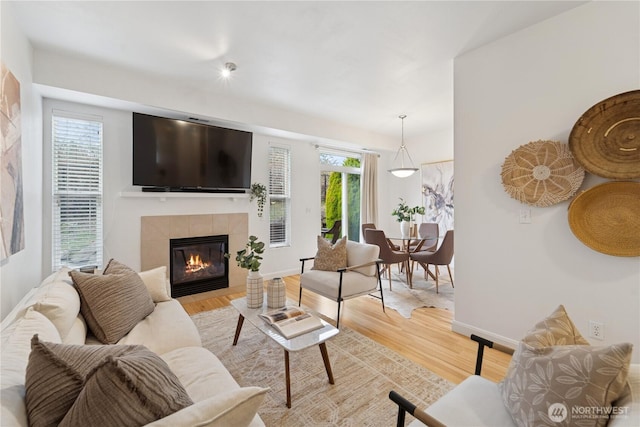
top-left (225, 235), bottom-right (265, 272)
top-left (391, 198), bottom-right (425, 222)
top-left (324, 157), bottom-right (361, 240)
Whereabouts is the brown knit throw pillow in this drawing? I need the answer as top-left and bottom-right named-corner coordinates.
top-left (70, 262), bottom-right (154, 344)
top-left (58, 347), bottom-right (193, 426)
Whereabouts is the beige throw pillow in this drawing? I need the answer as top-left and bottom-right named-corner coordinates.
top-left (25, 335), bottom-right (149, 427)
top-left (501, 342), bottom-right (632, 427)
top-left (522, 304), bottom-right (591, 348)
top-left (312, 236), bottom-right (347, 271)
top-left (70, 268), bottom-right (155, 344)
top-left (146, 387), bottom-right (268, 427)
top-left (138, 266), bottom-right (171, 302)
top-left (58, 347), bottom-right (193, 427)
top-left (499, 305), bottom-right (632, 427)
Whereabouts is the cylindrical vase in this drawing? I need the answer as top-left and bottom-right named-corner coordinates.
top-left (267, 277), bottom-right (286, 308)
top-left (246, 270), bottom-right (264, 308)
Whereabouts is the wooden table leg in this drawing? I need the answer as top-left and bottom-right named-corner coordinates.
top-left (319, 343), bottom-right (335, 384)
top-left (284, 350), bottom-right (291, 408)
top-left (232, 315), bottom-right (244, 346)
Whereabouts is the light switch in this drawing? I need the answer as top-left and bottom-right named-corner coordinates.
top-left (519, 208), bottom-right (531, 224)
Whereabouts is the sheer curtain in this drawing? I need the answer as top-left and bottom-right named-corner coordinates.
top-left (361, 153), bottom-right (378, 237)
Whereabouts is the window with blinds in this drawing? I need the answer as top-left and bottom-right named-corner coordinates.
top-left (52, 114), bottom-right (103, 270)
top-left (269, 146), bottom-right (291, 247)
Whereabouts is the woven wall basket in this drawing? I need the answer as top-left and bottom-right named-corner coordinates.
top-left (569, 90), bottom-right (640, 179)
top-left (501, 140), bottom-right (585, 207)
top-left (568, 181), bottom-right (640, 257)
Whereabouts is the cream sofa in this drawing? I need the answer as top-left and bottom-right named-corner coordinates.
top-left (1, 267), bottom-right (266, 427)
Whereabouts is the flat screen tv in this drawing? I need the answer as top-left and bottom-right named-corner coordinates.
top-left (133, 112), bottom-right (252, 192)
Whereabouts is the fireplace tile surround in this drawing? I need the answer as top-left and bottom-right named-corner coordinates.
top-left (141, 213), bottom-right (248, 299)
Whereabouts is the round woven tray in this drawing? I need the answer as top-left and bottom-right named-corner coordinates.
top-left (501, 140), bottom-right (585, 207)
top-left (569, 90), bottom-right (640, 179)
top-left (568, 181), bottom-right (640, 257)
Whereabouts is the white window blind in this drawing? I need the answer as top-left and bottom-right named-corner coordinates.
top-left (52, 115), bottom-right (103, 270)
top-left (269, 146), bottom-right (291, 247)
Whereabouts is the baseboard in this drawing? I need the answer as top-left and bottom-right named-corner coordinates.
top-left (451, 320), bottom-right (518, 350)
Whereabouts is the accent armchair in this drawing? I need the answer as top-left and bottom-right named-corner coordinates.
top-left (299, 240), bottom-right (384, 328)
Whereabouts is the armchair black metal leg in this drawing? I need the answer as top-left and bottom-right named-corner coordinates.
top-left (298, 286), bottom-right (303, 306)
top-left (336, 300), bottom-right (341, 328)
top-left (377, 262), bottom-right (385, 313)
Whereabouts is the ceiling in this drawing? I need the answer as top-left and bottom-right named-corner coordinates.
top-left (9, 1), bottom-right (586, 146)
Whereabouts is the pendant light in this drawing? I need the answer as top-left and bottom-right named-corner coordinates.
top-left (388, 114), bottom-right (419, 178)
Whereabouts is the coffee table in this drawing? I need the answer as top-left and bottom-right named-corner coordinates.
top-left (230, 296), bottom-right (339, 408)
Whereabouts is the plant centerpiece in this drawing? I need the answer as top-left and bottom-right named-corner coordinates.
top-left (226, 235), bottom-right (265, 308)
top-left (392, 198), bottom-right (425, 237)
top-left (249, 182), bottom-right (268, 218)
top-left (227, 235), bottom-right (265, 272)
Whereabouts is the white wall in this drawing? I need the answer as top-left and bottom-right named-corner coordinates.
top-left (382, 126), bottom-right (454, 234)
top-left (454, 1), bottom-right (640, 360)
top-left (0, 4), bottom-right (44, 318)
top-left (41, 99), bottom-right (325, 283)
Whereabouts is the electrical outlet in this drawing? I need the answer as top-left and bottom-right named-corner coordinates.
top-left (589, 321), bottom-right (604, 340)
top-left (519, 209), bottom-right (531, 224)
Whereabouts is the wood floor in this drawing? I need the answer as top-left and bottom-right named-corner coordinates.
top-left (180, 275), bottom-right (512, 385)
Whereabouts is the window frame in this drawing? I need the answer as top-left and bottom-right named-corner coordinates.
top-left (51, 111), bottom-right (104, 271)
top-left (268, 144), bottom-right (291, 248)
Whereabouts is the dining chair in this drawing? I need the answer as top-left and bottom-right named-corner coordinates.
top-left (409, 223), bottom-right (439, 253)
top-left (322, 220), bottom-right (342, 244)
top-left (361, 223), bottom-right (376, 240)
top-left (409, 222), bottom-right (439, 274)
top-left (362, 223), bottom-right (401, 251)
top-left (409, 230), bottom-right (454, 293)
top-left (364, 229), bottom-right (411, 289)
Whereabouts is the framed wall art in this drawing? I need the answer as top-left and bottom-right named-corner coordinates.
top-left (1, 62), bottom-right (25, 260)
top-left (421, 160), bottom-right (454, 236)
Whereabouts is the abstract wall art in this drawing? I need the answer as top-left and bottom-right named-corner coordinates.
top-left (421, 160), bottom-right (454, 236)
top-left (1, 63), bottom-right (25, 260)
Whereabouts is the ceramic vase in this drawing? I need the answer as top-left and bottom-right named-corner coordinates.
top-left (400, 220), bottom-right (410, 238)
top-left (267, 277), bottom-right (286, 308)
top-left (246, 270), bottom-right (264, 308)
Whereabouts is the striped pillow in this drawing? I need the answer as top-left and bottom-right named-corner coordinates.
top-left (70, 268), bottom-right (154, 344)
top-left (25, 335), bottom-right (147, 427)
top-left (58, 347), bottom-right (193, 426)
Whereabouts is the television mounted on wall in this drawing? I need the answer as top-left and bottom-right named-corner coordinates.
top-left (132, 112), bottom-right (252, 192)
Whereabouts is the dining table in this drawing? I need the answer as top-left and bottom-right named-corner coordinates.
top-left (387, 235), bottom-right (439, 287)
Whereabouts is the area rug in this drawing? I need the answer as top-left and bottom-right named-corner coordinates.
top-left (372, 268), bottom-right (454, 318)
top-left (191, 306), bottom-right (454, 426)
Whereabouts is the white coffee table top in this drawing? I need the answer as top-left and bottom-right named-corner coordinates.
top-left (230, 296), bottom-right (339, 352)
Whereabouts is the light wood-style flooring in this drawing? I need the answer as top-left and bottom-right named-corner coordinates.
top-left (180, 275), bottom-right (512, 385)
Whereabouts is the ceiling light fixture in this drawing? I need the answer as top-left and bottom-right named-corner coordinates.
top-left (221, 62), bottom-right (237, 78)
top-left (389, 114), bottom-right (419, 178)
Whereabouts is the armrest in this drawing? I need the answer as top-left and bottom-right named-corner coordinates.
top-left (470, 334), bottom-right (514, 376)
top-left (337, 259), bottom-right (381, 273)
top-left (389, 391), bottom-right (447, 427)
top-left (300, 256), bottom-right (315, 274)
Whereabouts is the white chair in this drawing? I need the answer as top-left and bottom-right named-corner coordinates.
top-left (390, 335), bottom-right (639, 427)
top-left (298, 240), bottom-right (384, 328)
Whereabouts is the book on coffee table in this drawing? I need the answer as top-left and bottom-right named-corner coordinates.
top-left (259, 306), bottom-right (324, 339)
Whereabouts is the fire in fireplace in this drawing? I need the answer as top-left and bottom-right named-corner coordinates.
top-left (169, 235), bottom-right (229, 297)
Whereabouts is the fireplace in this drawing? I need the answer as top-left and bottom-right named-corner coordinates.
top-left (169, 235), bottom-right (229, 297)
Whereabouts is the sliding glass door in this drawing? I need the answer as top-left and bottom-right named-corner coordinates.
top-left (320, 151), bottom-right (361, 242)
